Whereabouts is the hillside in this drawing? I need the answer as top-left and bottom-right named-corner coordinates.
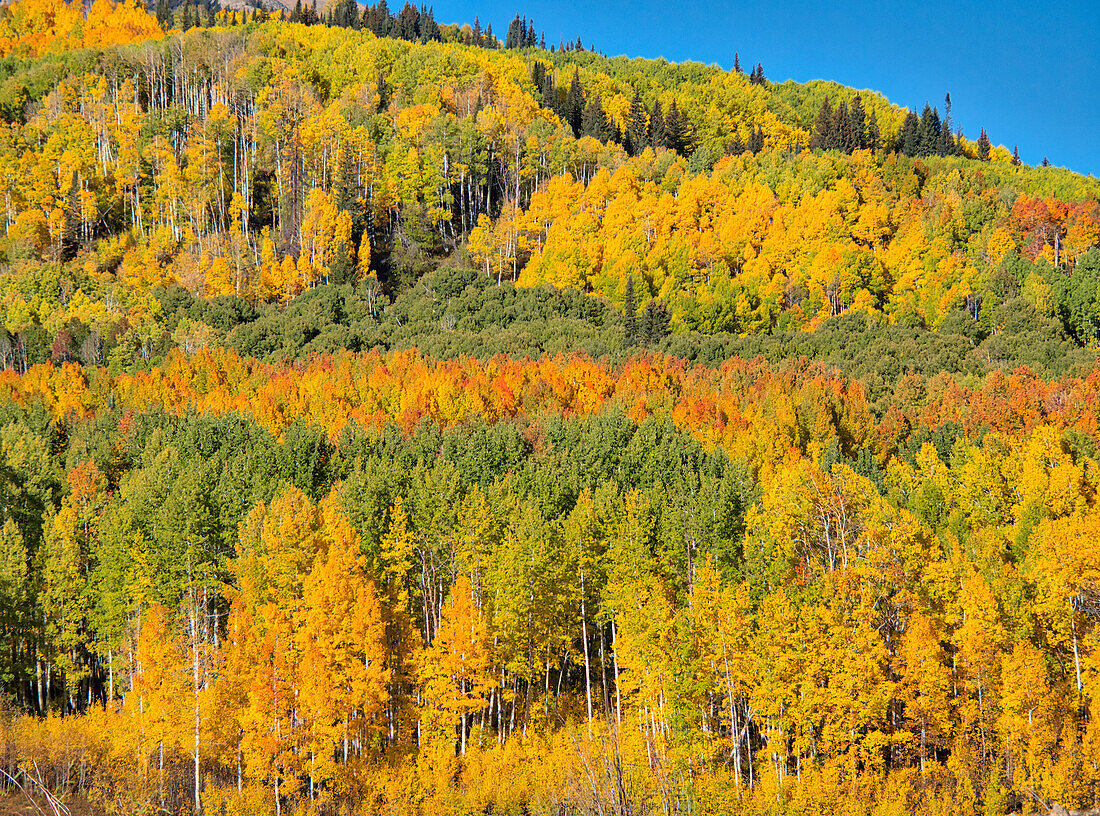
top-left (1, 3), bottom-right (1100, 816)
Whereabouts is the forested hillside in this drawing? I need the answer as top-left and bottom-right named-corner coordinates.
top-left (1, 0), bottom-right (1100, 814)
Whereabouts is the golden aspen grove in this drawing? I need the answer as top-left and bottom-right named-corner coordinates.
top-left (0, 0), bottom-right (1099, 814)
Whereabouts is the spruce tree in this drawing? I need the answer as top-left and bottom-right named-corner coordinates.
top-left (733, 52), bottom-right (742, 73)
top-left (626, 90), bottom-right (649, 156)
top-left (505, 14), bottom-right (521, 48)
top-left (748, 126), bottom-right (764, 154)
top-left (664, 100), bottom-right (691, 154)
top-left (939, 92), bottom-right (955, 155)
top-left (565, 68), bottom-right (585, 137)
top-left (917, 104), bottom-right (941, 157)
top-left (899, 111), bottom-right (920, 156)
top-left (866, 110), bottom-right (880, 151)
top-left (649, 99), bottom-right (666, 149)
top-left (849, 94), bottom-right (866, 150)
top-left (833, 101), bottom-right (854, 153)
top-left (641, 299), bottom-right (670, 345)
top-left (582, 99), bottom-right (612, 143)
top-left (976, 128), bottom-right (991, 161)
top-left (811, 98), bottom-right (833, 150)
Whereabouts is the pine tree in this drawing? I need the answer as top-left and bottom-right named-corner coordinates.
top-left (939, 92), bottom-right (956, 155)
top-left (899, 110), bottom-right (920, 156)
top-left (811, 98), bottom-right (833, 150)
top-left (581, 99), bottom-right (612, 143)
top-left (849, 94), bottom-right (866, 150)
top-left (833, 101), bottom-right (854, 153)
top-left (664, 100), bottom-right (692, 154)
top-left (748, 126), bottom-right (764, 154)
top-left (505, 14), bottom-right (521, 48)
top-left (565, 68), bottom-right (585, 137)
top-left (733, 52), bottom-right (742, 73)
top-left (867, 110), bottom-right (880, 151)
top-left (1013, 145), bottom-right (1021, 166)
top-left (917, 103), bottom-right (941, 156)
top-left (976, 128), bottom-right (991, 161)
top-left (641, 299), bottom-right (670, 345)
top-left (649, 98), bottom-right (666, 149)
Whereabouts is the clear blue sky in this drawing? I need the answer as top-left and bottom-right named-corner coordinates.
top-left (435, 0), bottom-right (1100, 178)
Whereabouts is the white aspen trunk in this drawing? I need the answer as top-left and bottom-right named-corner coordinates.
top-left (581, 571), bottom-right (593, 737)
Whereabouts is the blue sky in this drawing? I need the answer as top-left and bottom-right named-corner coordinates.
top-left (435, 0), bottom-right (1099, 178)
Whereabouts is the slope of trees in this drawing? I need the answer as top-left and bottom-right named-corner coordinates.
top-left (3, 349), bottom-right (1100, 814)
top-left (1, 5), bottom-right (1100, 815)
top-left (0, 8), bottom-right (1094, 375)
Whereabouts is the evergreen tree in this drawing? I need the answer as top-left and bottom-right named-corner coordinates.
top-left (641, 299), bottom-right (670, 345)
top-left (649, 99), bottom-right (666, 149)
top-left (898, 110), bottom-right (920, 156)
top-left (565, 68), bottom-right (585, 137)
top-left (394, 2), bottom-right (419, 39)
top-left (581, 99), bottom-right (613, 143)
top-left (939, 92), bottom-right (956, 155)
top-left (867, 110), bottom-right (880, 151)
top-left (833, 101), bottom-right (855, 153)
top-left (849, 94), bottom-right (866, 149)
top-left (505, 14), bottom-right (521, 48)
top-left (733, 52), bottom-right (741, 73)
top-left (1013, 145), bottom-right (1021, 166)
top-left (419, 5), bottom-right (438, 40)
top-left (748, 126), bottom-right (764, 154)
top-left (728, 132), bottom-right (745, 155)
top-left (205, 1), bottom-right (216, 27)
top-left (811, 98), bottom-right (833, 150)
top-left (374, 0), bottom-right (392, 35)
top-left (917, 103), bottom-right (941, 157)
top-left (976, 128), bottom-right (991, 161)
top-left (664, 100), bottom-right (692, 154)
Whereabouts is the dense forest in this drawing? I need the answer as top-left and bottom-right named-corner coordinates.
top-left (1, 0), bottom-right (1100, 814)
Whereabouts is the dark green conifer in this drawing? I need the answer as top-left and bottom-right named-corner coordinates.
top-left (664, 100), bottom-right (692, 154)
top-left (849, 94), bottom-right (866, 149)
top-left (626, 91), bottom-right (649, 156)
top-left (565, 68), bottom-right (585, 137)
top-left (649, 99), bottom-right (666, 149)
top-left (899, 111), bottom-right (920, 156)
top-left (811, 98), bottom-right (833, 150)
top-left (976, 128), bottom-right (991, 161)
top-left (582, 99), bottom-right (612, 143)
